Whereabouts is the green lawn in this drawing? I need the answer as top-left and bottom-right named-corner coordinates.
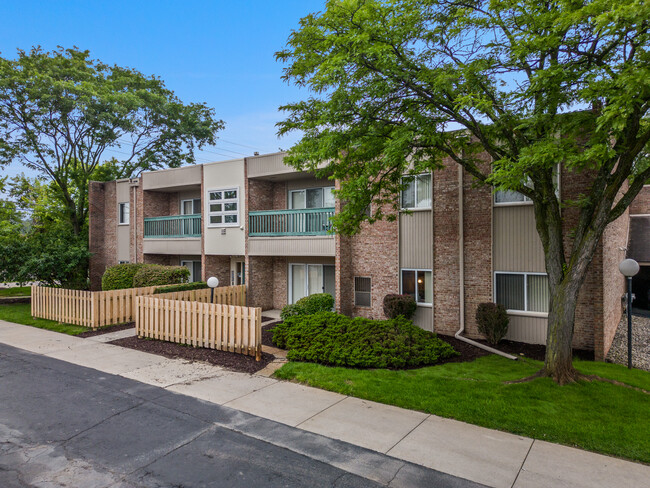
top-left (275, 356), bottom-right (650, 464)
top-left (0, 303), bottom-right (87, 335)
top-left (0, 286), bottom-right (31, 297)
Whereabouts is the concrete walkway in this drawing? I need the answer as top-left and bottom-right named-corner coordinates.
top-left (1, 319), bottom-right (648, 488)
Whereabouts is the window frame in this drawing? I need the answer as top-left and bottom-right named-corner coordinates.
top-left (118, 202), bottom-right (130, 225)
top-left (207, 187), bottom-right (239, 228)
top-left (288, 186), bottom-right (336, 210)
top-left (354, 276), bottom-right (372, 308)
top-left (180, 198), bottom-right (201, 215)
top-left (400, 268), bottom-right (433, 306)
top-left (494, 166), bottom-right (561, 207)
top-left (400, 173), bottom-right (432, 211)
top-left (493, 271), bottom-right (550, 316)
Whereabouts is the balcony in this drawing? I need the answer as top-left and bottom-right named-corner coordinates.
top-left (248, 208), bottom-right (335, 237)
top-left (144, 214), bottom-right (201, 238)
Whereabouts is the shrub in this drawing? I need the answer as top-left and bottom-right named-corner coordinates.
top-left (101, 263), bottom-right (145, 290)
top-left (383, 294), bottom-right (417, 319)
top-left (280, 293), bottom-right (335, 321)
top-left (296, 293), bottom-right (334, 314)
top-left (132, 265), bottom-right (190, 288)
top-left (272, 311), bottom-right (457, 368)
top-left (153, 281), bottom-right (208, 294)
top-left (476, 302), bottom-right (509, 345)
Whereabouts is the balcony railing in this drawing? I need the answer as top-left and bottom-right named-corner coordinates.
top-left (249, 208), bottom-right (335, 237)
top-left (144, 214), bottom-right (201, 238)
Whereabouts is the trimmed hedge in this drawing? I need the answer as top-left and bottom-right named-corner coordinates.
top-left (383, 294), bottom-right (417, 319)
top-left (153, 281), bottom-right (208, 294)
top-left (101, 263), bottom-right (145, 291)
top-left (272, 312), bottom-right (458, 369)
top-left (132, 265), bottom-right (190, 288)
top-left (280, 293), bottom-right (334, 321)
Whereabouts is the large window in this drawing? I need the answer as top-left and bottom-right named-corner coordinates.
top-left (494, 272), bottom-right (549, 313)
top-left (181, 260), bottom-right (202, 283)
top-left (401, 174), bottom-right (431, 209)
top-left (118, 202), bottom-right (130, 225)
top-left (208, 188), bottom-right (239, 227)
top-left (181, 198), bottom-right (201, 215)
top-left (401, 269), bottom-right (432, 305)
top-left (354, 277), bottom-right (372, 307)
top-left (289, 186), bottom-right (335, 209)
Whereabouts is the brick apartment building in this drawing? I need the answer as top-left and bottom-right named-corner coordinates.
top-left (89, 152), bottom-right (650, 360)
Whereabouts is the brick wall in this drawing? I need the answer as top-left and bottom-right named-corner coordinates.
top-left (89, 181), bottom-right (107, 290)
top-left (247, 255), bottom-right (275, 310)
top-left (629, 186), bottom-right (650, 215)
top-left (273, 257), bottom-right (288, 310)
top-left (203, 255), bottom-right (230, 287)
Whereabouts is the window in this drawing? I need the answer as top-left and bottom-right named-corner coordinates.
top-left (181, 260), bottom-right (202, 283)
top-left (118, 202), bottom-right (130, 225)
top-left (401, 174), bottom-right (431, 209)
top-left (208, 188), bottom-right (239, 227)
top-left (181, 198), bottom-right (201, 215)
top-left (401, 269), bottom-right (432, 304)
top-left (289, 186), bottom-right (335, 209)
top-left (119, 260), bottom-right (129, 264)
top-left (354, 277), bottom-right (372, 307)
top-left (494, 272), bottom-right (549, 313)
top-left (494, 167), bottom-right (560, 205)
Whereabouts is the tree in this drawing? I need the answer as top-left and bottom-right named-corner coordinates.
top-left (276, 0), bottom-right (650, 383)
top-left (0, 46), bottom-right (224, 236)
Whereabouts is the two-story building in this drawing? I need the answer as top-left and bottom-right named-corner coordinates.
top-left (89, 151), bottom-right (648, 360)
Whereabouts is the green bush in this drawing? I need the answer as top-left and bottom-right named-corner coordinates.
top-left (280, 293), bottom-right (335, 321)
top-left (476, 302), bottom-right (509, 345)
top-left (132, 265), bottom-right (190, 288)
top-left (101, 263), bottom-right (145, 290)
top-left (153, 281), bottom-right (208, 294)
top-left (383, 294), bottom-right (417, 319)
top-left (272, 312), bottom-right (457, 369)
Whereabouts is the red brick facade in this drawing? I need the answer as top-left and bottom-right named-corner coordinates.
top-left (630, 186), bottom-right (650, 215)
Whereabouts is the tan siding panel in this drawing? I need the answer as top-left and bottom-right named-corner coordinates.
top-left (413, 306), bottom-right (433, 332)
top-left (142, 165), bottom-right (202, 190)
top-left (248, 236), bottom-right (335, 256)
top-left (505, 314), bottom-right (547, 344)
top-left (399, 211), bottom-right (433, 269)
top-left (286, 177), bottom-right (334, 191)
top-left (143, 238), bottom-right (202, 255)
top-left (493, 206), bottom-right (545, 272)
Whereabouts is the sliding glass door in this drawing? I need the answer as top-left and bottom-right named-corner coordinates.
top-left (289, 263), bottom-right (335, 304)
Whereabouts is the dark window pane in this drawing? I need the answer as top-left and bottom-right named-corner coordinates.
top-left (401, 270), bottom-right (416, 299)
top-left (495, 274), bottom-right (525, 311)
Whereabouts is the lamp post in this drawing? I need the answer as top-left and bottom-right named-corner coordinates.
top-left (207, 276), bottom-right (219, 304)
top-left (619, 259), bottom-right (640, 369)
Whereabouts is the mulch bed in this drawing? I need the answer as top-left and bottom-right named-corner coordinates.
top-left (261, 321), bottom-right (593, 364)
top-left (109, 336), bottom-right (274, 374)
top-left (77, 322), bottom-right (135, 338)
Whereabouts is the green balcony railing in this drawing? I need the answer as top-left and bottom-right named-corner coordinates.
top-left (249, 208), bottom-right (335, 237)
top-left (144, 214), bottom-right (201, 238)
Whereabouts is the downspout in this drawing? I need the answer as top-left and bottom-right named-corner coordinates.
top-left (454, 165), bottom-right (518, 360)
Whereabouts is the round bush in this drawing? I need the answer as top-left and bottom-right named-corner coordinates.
top-left (383, 294), bottom-right (417, 319)
top-left (132, 265), bottom-right (190, 288)
top-left (476, 303), bottom-right (509, 345)
top-left (296, 293), bottom-right (334, 314)
top-left (272, 312), bottom-right (458, 368)
top-left (101, 263), bottom-right (145, 290)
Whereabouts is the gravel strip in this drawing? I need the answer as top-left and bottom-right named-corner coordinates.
top-left (606, 313), bottom-right (650, 371)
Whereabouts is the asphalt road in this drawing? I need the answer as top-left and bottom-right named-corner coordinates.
top-left (0, 343), bottom-right (483, 488)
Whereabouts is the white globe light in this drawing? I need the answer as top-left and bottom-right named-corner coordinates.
top-left (619, 259), bottom-right (640, 277)
top-left (207, 276), bottom-right (219, 288)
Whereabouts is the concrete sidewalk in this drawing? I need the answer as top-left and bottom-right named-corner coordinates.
top-left (1, 319), bottom-right (648, 488)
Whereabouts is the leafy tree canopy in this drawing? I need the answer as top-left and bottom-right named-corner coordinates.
top-left (0, 46), bottom-right (224, 234)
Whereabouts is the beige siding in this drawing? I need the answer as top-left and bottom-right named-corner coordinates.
top-left (505, 314), bottom-right (547, 344)
top-left (248, 236), bottom-right (335, 256)
top-left (413, 306), bottom-right (433, 332)
top-left (399, 211), bottom-right (433, 269)
top-left (142, 165), bottom-right (201, 191)
top-left (143, 238), bottom-right (201, 255)
top-left (493, 205), bottom-right (545, 272)
top-left (247, 152), bottom-right (328, 179)
top-left (287, 177), bottom-right (334, 192)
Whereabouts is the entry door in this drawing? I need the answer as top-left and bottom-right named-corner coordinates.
top-left (289, 263), bottom-right (335, 304)
top-left (231, 261), bottom-right (245, 286)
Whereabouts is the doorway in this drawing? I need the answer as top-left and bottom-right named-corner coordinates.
top-left (289, 263), bottom-right (335, 304)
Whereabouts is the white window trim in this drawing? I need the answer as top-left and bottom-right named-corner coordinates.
top-left (118, 202), bottom-right (130, 225)
top-left (180, 260), bottom-right (201, 283)
top-left (288, 186), bottom-right (336, 209)
top-left (207, 187), bottom-right (239, 228)
top-left (493, 271), bottom-right (549, 316)
top-left (288, 263), bottom-right (335, 304)
top-left (494, 166), bottom-right (561, 207)
top-left (400, 268), bottom-right (433, 306)
top-left (354, 276), bottom-right (372, 308)
top-left (180, 198), bottom-right (200, 215)
top-left (400, 173), bottom-right (432, 211)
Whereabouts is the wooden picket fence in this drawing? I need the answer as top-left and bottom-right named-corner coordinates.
top-left (31, 285), bottom-right (160, 328)
top-left (136, 295), bottom-right (262, 360)
top-left (154, 285), bottom-right (246, 307)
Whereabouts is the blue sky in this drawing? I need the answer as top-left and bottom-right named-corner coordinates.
top-left (0, 0), bottom-right (326, 179)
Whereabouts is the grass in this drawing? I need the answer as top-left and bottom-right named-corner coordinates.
top-left (0, 303), bottom-right (87, 335)
top-left (0, 286), bottom-right (31, 297)
top-left (275, 355), bottom-right (650, 464)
